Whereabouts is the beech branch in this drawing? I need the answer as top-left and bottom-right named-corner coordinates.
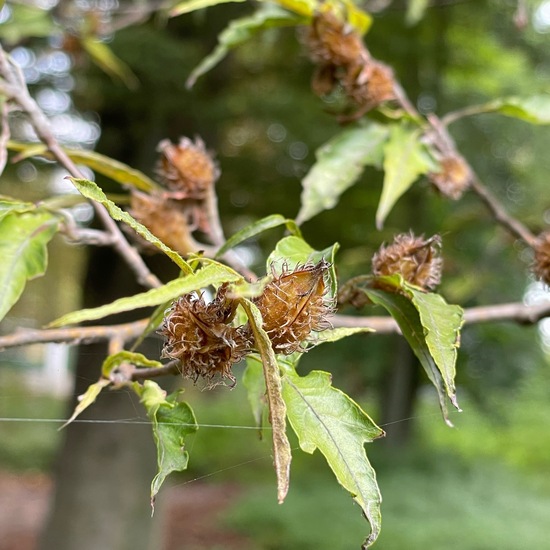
top-left (0, 46), bottom-right (161, 289)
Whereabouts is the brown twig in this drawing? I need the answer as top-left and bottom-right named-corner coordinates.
top-left (0, 46), bottom-right (161, 289)
top-left (0, 319), bottom-right (150, 350)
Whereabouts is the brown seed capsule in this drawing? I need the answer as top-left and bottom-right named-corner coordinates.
top-left (372, 233), bottom-right (443, 291)
top-left (344, 60), bottom-right (396, 112)
top-left (304, 11), bottom-right (365, 67)
top-left (129, 191), bottom-right (196, 255)
top-left (429, 155), bottom-right (472, 200)
top-left (156, 137), bottom-right (219, 198)
top-left (533, 232), bottom-right (550, 285)
top-left (253, 261), bottom-right (334, 354)
top-left (160, 284), bottom-right (251, 386)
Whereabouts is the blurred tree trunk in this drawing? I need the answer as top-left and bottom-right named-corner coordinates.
top-left (39, 249), bottom-right (158, 550)
top-left (379, 337), bottom-right (419, 447)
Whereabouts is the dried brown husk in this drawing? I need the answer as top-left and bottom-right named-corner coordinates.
top-left (161, 284), bottom-right (251, 386)
top-left (429, 155), bottom-right (472, 200)
top-left (156, 137), bottom-right (219, 199)
top-left (372, 233), bottom-right (443, 291)
top-left (533, 231), bottom-right (550, 285)
top-left (129, 190), bottom-right (197, 255)
top-left (254, 261), bottom-right (334, 354)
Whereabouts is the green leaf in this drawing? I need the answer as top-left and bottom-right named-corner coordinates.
top-left (134, 381), bottom-right (198, 508)
top-left (101, 351), bottom-right (162, 378)
top-left (169, 0), bottom-right (246, 17)
top-left (216, 214), bottom-right (301, 258)
top-left (267, 235), bottom-right (339, 298)
top-left (307, 326), bottom-right (375, 346)
top-left (281, 366), bottom-right (384, 548)
top-left (478, 95), bottom-right (550, 125)
top-left (243, 355), bottom-right (267, 431)
top-left (187, 6), bottom-right (306, 88)
top-left (61, 379), bottom-right (111, 428)
top-left (267, 0), bottom-right (316, 17)
top-left (8, 142), bottom-right (159, 192)
top-left (69, 178), bottom-right (191, 273)
top-left (364, 283), bottom-right (460, 425)
top-left (403, 282), bottom-right (463, 411)
top-left (81, 36), bottom-right (139, 89)
top-left (375, 124), bottom-right (435, 229)
top-left (0, 196), bottom-right (36, 222)
top-left (48, 262), bottom-right (242, 327)
top-left (241, 299), bottom-right (292, 503)
top-left (0, 4), bottom-right (59, 44)
top-left (0, 210), bottom-right (60, 321)
top-left (296, 123), bottom-right (389, 225)
top-left (406, 0), bottom-right (430, 25)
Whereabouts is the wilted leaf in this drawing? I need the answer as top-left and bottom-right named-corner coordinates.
top-left (216, 214), bottom-right (301, 259)
top-left (187, 6), bottom-right (306, 87)
top-left (69, 178), bottom-right (190, 272)
top-left (267, 235), bottom-right (339, 298)
top-left (8, 142), bottom-right (159, 192)
top-left (243, 355), bottom-right (267, 431)
top-left (61, 379), bottom-right (111, 428)
top-left (281, 365), bottom-right (384, 548)
top-left (376, 123), bottom-right (435, 229)
top-left (241, 299), bottom-right (292, 503)
top-left (48, 262), bottom-right (242, 327)
top-left (170, 0), bottom-right (246, 17)
top-left (134, 381), bottom-right (198, 508)
top-left (81, 36), bottom-right (139, 89)
top-left (365, 283), bottom-right (460, 425)
top-left (0, 210), bottom-right (60, 321)
top-left (296, 123), bottom-right (389, 225)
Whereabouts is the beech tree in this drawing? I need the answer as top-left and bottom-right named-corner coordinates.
top-left (1, 1), bottom-right (550, 548)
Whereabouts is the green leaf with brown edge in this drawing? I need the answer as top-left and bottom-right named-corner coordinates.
top-left (69, 177), bottom-right (191, 273)
top-left (61, 379), bottom-right (111, 429)
top-left (187, 6), bottom-right (306, 88)
top-left (364, 282), bottom-right (459, 426)
top-left (169, 0), bottom-right (246, 17)
top-left (296, 123), bottom-right (389, 225)
top-left (134, 380), bottom-right (198, 509)
top-left (48, 262), bottom-right (242, 327)
top-left (266, 235), bottom-right (339, 298)
top-left (8, 141), bottom-right (159, 192)
top-left (216, 214), bottom-right (302, 259)
top-left (375, 123), bottom-right (436, 229)
top-left (0, 210), bottom-right (60, 321)
top-left (241, 299), bottom-right (292, 503)
top-left (243, 355), bottom-right (267, 432)
top-left (280, 362), bottom-right (384, 549)
top-left (81, 36), bottom-right (139, 89)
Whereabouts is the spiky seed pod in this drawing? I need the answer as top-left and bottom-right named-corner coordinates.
top-left (253, 261), bottom-right (334, 354)
top-left (429, 155), bottom-right (472, 200)
top-left (129, 190), bottom-right (196, 255)
top-left (533, 232), bottom-right (550, 285)
top-left (344, 60), bottom-right (396, 111)
top-left (372, 233), bottom-right (443, 291)
top-left (156, 137), bottom-right (219, 198)
top-left (304, 11), bottom-right (365, 67)
top-left (160, 284), bottom-right (251, 386)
